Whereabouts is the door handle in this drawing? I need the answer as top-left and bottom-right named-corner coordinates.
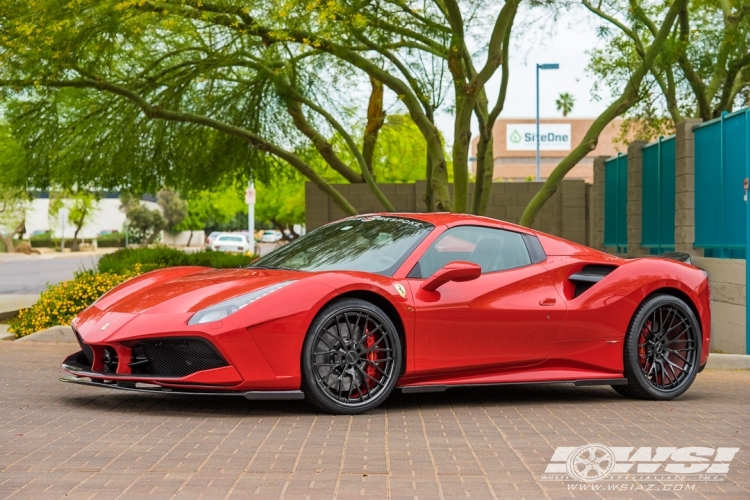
top-left (539, 298), bottom-right (556, 306)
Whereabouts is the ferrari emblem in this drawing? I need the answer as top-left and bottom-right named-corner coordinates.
top-left (101, 323), bottom-right (110, 331)
top-left (394, 284), bottom-right (406, 298)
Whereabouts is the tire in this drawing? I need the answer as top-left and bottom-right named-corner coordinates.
top-left (620, 294), bottom-right (701, 400)
top-left (302, 298), bottom-right (402, 414)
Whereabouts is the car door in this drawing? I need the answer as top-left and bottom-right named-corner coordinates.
top-left (406, 225), bottom-right (567, 377)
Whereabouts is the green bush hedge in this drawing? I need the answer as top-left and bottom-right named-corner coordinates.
top-left (29, 232), bottom-right (125, 249)
top-left (97, 246), bottom-right (254, 274)
top-left (9, 268), bottom-right (141, 337)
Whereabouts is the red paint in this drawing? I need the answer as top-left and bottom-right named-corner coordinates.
top-left (64, 213), bottom-right (711, 393)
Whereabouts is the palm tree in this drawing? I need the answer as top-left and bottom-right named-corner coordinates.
top-left (556, 92), bottom-right (575, 117)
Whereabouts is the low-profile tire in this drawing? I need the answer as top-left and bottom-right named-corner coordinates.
top-left (302, 298), bottom-right (402, 414)
top-left (621, 294), bottom-right (701, 400)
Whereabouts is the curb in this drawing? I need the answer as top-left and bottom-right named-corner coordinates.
top-left (16, 326), bottom-right (76, 343)
top-left (705, 353), bottom-right (750, 371)
top-left (0, 325), bottom-right (13, 341)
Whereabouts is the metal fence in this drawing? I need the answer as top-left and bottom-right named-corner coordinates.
top-left (694, 108), bottom-right (749, 259)
top-left (603, 153), bottom-right (628, 252)
top-left (641, 136), bottom-right (676, 253)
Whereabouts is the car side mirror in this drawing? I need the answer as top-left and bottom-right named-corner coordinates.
top-left (421, 261), bottom-right (481, 292)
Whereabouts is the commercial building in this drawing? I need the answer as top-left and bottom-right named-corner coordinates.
top-left (471, 118), bottom-right (625, 182)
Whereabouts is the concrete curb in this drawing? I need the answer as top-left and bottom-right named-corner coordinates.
top-left (0, 325), bottom-right (13, 341)
top-left (705, 353), bottom-right (750, 371)
top-left (16, 326), bottom-right (75, 343)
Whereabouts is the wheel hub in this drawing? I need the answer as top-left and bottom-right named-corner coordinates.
top-left (345, 351), bottom-right (358, 365)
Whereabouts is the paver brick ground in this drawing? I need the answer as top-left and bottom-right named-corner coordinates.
top-left (0, 342), bottom-right (748, 499)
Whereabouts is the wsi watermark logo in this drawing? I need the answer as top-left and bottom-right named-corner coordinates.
top-left (542, 444), bottom-right (739, 483)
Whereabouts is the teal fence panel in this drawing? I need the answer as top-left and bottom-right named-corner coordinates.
top-left (694, 108), bottom-right (749, 259)
top-left (603, 153), bottom-right (627, 252)
top-left (641, 136), bottom-right (676, 254)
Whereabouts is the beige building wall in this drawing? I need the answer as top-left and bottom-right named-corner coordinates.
top-left (471, 118), bottom-right (626, 183)
top-left (306, 180), bottom-right (589, 246)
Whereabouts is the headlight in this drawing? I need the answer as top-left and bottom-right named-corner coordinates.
top-left (188, 281), bottom-right (294, 325)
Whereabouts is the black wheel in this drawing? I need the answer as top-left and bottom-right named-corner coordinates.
top-left (621, 294), bottom-right (701, 400)
top-left (302, 298), bottom-right (402, 414)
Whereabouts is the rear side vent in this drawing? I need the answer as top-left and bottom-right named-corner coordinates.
top-left (569, 265), bottom-right (616, 298)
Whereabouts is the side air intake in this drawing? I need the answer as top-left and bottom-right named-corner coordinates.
top-left (569, 265), bottom-right (616, 298)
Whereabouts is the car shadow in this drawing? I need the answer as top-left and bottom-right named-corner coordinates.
top-left (58, 382), bottom-right (682, 418)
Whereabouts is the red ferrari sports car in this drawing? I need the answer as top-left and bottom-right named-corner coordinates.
top-left (62, 213), bottom-right (710, 414)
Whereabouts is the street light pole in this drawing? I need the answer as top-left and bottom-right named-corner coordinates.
top-left (536, 63), bottom-right (560, 182)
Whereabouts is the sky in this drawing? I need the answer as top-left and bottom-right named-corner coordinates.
top-left (433, 7), bottom-right (611, 146)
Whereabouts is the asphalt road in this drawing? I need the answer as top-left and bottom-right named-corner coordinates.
top-left (0, 255), bottom-right (101, 294)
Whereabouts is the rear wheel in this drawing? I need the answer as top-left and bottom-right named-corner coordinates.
top-left (302, 298), bottom-right (402, 414)
top-left (618, 294), bottom-right (701, 400)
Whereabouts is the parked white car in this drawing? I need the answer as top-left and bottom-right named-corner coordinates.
top-left (210, 233), bottom-right (252, 253)
top-left (260, 230), bottom-right (283, 243)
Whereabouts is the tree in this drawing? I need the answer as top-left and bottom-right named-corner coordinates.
top-left (125, 205), bottom-right (167, 245)
top-left (0, 0), bottom-right (524, 218)
top-left (555, 92), bottom-right (575, 116)
top-left (0, 189), bottom-right (27, 253)
top-left (49, 191), bottom-right (99, 251)
top-left (157, 189), bottom-right (188, 233)
top-left (0, 125), bottom-right (27, 252)
top-left (588, 0), bottom-right (750, 139)
top-left (519, 0), bottom-right (688, 227)
top-left (255, 179), bottom-right (306, 240)
top-left (177, 187), bottom-right (249, 238)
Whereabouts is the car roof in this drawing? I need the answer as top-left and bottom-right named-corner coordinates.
top-left (349, 212), bottom-right (533, 234)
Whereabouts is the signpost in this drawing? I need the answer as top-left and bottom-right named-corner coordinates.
top-left (59, 207), bottom-right (69, 252)
top-left (536, 63), bottom-right (560, 181)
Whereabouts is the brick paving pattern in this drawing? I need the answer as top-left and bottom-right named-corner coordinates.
top-left (0, 342), bottom-right (748, 499)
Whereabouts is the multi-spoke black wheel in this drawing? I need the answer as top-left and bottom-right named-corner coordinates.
top-left (302, 298), bottom-right (402, 414)
top-left (616, 294), bottom-right (701, 400)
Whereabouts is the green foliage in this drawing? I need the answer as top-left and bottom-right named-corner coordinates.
top-left (555, 93), bottom-right (575, 117)
top-left (9, 268), bottom-right (141, 337)
top-left (177, 187), bottom-right (248, 234)
top-left (49, 190), bottom-right (99, 249)
top-left (98, 246), bottom-right (253, 275)
top-left (157, 189), bottom-right (188, 232)
top-left (125, 205), bottom-right (167, 244)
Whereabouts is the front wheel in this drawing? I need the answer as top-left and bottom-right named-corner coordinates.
top-left (302, 298), bottom-right (402, 414)
top-left (618, 294), bottom-right (701, 400)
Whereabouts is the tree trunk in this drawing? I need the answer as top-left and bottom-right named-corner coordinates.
top-left (0, 234), bottom-right (13, 253)
top-left (186, 230), bottom-right (193, 247)
top-left (362, 76), bottom-right (385, 179)
top-left (519, 0), bottom-right (687, 227)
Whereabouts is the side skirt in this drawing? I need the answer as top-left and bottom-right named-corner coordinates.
top-left (400, 378), bottom-right (628, 394)
top-left (60, 376), bottom-right (305, 400)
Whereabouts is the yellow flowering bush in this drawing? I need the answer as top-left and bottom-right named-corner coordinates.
top-left (9, 265), bottom-right (143, 338)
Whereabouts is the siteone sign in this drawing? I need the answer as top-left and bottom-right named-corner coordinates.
top-left (506, 124), bottom-right (571, 151)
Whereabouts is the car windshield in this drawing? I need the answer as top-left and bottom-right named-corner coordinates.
top-left (249, 216), bottom-right (433, 275)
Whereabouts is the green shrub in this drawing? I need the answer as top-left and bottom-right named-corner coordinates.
top-left (98, 246), bottom-right (254, 274)
top-left (9, 267), bottom-right (141, 337)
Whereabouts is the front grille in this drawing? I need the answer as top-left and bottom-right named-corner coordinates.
top-left (130, 338), bottom-right (228, 377)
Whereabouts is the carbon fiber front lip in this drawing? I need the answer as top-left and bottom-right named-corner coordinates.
top-left (60, 376), bottom-right (306, 400)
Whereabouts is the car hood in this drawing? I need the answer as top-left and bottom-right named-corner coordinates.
top-left (92, 266), bottom-right (307, 315)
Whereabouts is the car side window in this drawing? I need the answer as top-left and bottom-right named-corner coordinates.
top-left (415, 226), bottom-right (532, 277)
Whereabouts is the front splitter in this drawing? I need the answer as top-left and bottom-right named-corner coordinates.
top-left (60, 375), bottom-right (306, 400)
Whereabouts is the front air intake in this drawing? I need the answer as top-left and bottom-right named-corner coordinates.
top-left (130, 338), bottom-right (228, 377)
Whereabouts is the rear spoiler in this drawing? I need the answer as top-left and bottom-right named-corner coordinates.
top-left (661, 251), bottom-right (709, 278)
top-left (660, 251), bottom-right (692, 265)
